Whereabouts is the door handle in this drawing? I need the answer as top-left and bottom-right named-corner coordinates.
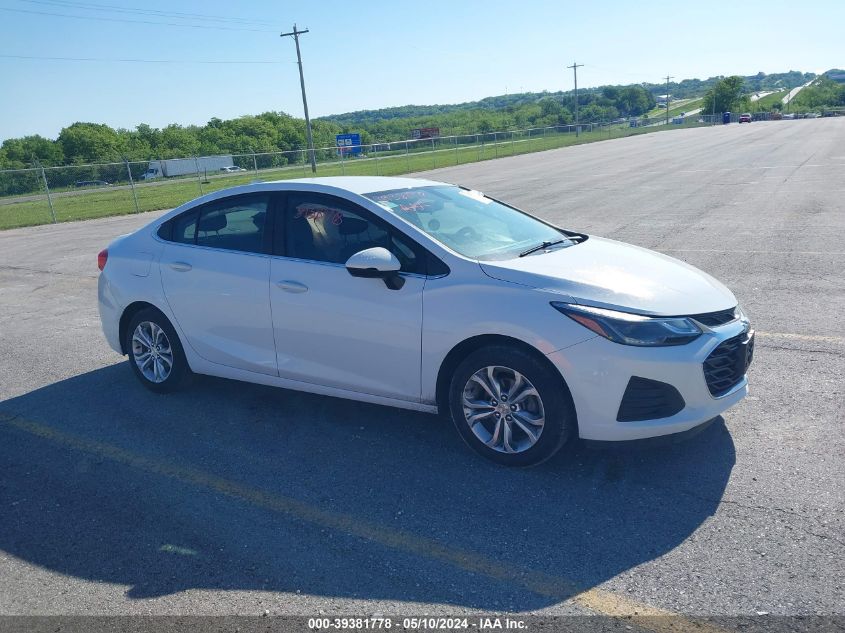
top-left (276, 280), bottom-right (309, 293)
top-left (169, 261), bottom-right (192, 272)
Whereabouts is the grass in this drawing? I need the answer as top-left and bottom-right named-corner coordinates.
top-left (645, 98), bottom-right (702, 119)
top-left (0, 120), bottom-right (707, 230)
top-left (668, 98), bottom-right (703, 116)
top-left (752, 90), bottom-right (788, 111)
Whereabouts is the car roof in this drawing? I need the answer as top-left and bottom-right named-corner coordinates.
top-left (263, 176), bottom-right (447, 195)
top-left (152, 176), bottom-right (455, 227)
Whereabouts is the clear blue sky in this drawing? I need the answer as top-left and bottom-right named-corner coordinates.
top-left (1, 0), bottom-right (842, 141)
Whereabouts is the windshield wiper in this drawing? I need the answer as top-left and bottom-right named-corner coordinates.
top-left (519, 239), bottom-right (568, 257)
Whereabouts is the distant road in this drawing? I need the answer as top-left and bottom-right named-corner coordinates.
top-left (750, 91), bottom-right (774, 102)
top-left (782, 79), bottom-right (815, 105)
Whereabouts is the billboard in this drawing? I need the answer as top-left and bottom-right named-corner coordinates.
top-left (336, 133), bottom-right (362, 156)
top-left (411, 127), bottom-right (440, 139)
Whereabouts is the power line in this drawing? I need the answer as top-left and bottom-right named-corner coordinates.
top-left (0, 7), bottom-right (278, 32)
top-left (0, 53), bottom-right (283, 64)
top-left (18, 0), bottom-right (276, 27)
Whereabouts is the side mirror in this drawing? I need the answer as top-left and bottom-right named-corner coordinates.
top-left (345, 247), bottom-right (405, 290)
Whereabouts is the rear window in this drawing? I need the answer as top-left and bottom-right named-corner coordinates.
top-left (157, 195), bottom-right (269, 254)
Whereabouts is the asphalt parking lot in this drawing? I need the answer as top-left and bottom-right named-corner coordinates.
top-left (0, 119), bottom-right (842, 621)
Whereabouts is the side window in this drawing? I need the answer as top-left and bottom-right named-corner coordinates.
top-left (282, 194), bottom-right (423, 273)
top-left (195, 195), bottom-right (269, 254)
top-left (171, 211), bottom-right (197, 245)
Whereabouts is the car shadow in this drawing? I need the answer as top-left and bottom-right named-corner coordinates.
top-left (0, 363), bottom-right (735, 611)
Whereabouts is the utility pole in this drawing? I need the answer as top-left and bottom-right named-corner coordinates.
top-left (664, 75), bottom-right (673, 125)
top-left (281, 24), bottom-right (317, 174)
top-left (711, 88), bottom-right (716, 125)
top-left (711, 76), bottom-right (719, 125)
top-left (34, 157), bottom-right (56, 223)
top-left (567, 62), bottom-right (583, 137)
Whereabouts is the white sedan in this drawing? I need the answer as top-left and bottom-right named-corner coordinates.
top-left (97, 176), bottom-right (753, 466)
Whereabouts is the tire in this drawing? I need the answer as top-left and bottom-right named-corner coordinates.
top-left (448, 345), bottom-right (575, 467)
top-left (125, 307), bottom-right (192, 393)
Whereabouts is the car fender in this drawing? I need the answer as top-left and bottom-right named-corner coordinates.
top-left (421, 263), bottom-right (595, 405)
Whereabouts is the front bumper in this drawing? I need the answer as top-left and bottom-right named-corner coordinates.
top-left (547, 319), bottom-right (751, 441)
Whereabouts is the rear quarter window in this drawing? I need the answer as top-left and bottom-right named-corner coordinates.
top-left (171, 212), bottom-right (198, 245)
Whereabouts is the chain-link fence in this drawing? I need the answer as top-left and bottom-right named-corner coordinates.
top-left (0, 118), bottom-right (708, 230)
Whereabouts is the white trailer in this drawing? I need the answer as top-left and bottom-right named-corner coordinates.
top-left (141, 155), bottom-right (234, 180)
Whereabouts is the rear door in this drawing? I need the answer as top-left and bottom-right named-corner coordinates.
top-left (159, 193), bottom-right (278, 376)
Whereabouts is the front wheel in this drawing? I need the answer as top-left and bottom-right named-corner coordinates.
top-left (125, 308), bottom-right (192, 393)
top-left (448, 346), bottom-right (575, 466)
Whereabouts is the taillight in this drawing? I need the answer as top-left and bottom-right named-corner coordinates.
top-left (97, 248), bottom-right (108, 271)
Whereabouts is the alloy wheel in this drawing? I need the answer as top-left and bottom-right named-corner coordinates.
top-left (461, 365), bottom-right (545, 453)
top-left (131, 321), bottom-right (174, 384)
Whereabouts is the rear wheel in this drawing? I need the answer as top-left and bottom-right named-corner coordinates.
top-left (448, 345), bottom-right (575, 466)
top-left (125, 308), bottom-right (192, 393)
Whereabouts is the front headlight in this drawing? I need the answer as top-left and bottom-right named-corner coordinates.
top-left (551, 302), bottom-right (702, 346)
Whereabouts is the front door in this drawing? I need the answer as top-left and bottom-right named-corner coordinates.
top-left (269, 192), bottom-right (425, 401)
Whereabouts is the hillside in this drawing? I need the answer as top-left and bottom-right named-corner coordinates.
top-left (320, 70), bottom-right (816, 129)
top-left (824, 69), bottom-right (845, 83)
top-left (0, 69), bottom-right (825, 169)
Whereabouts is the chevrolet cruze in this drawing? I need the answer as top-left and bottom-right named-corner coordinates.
top-left (97, 176), bottom-right (754, 466)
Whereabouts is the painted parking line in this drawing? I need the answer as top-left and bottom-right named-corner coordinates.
top-left (660, 249), bottom-right (845, 256)
top-left (756, 331), bottom-right (845, 343)
top-left (0, 411), bottom-right (729, 633)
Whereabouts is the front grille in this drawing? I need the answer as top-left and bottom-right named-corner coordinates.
top-left (689, 307), bottom-right (737, 327)
top-left (703, 332), bottom-right (754, 397)
top-left (617, 376), bottom-right (686, 422)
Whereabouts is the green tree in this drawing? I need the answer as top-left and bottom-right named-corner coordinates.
top-left (156, 124), bottom-right (201, 158)
top-left (0, 134), bottom-right (64, 168)
top-left (701, 76), bottom-right (749, 114)
top-left (791, 77), bottom-right (845, 110)
top-left (616, 86), bottom-right (655, 116)
top-left (58, 122), bottom-right (125, 163)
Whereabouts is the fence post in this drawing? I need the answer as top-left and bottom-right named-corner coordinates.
top-left (494, 131), bottom-right (498, 158)
top-left (340, 145), bottom-right (346, 176)
top-left (302, 150), bottom-right (308, 177)
top-left (454, 135), bottom-right (459, 165)
top-left (511, 131), bottom-right (515, 155)
top-left (36, 159), bottom-right (57, 224)
top-left (405, 141), bottom-right (410, 173)
top-left (193, 157), bottom-right (204, 195)
top-left (124, 157), bottom-right (140, 214)
top-left (431, 138), bottom-right (436, 169)
top-left (252, 149), bottom-right (258, 173)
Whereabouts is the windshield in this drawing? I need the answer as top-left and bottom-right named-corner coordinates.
top-left (364, 185), bottom-right (569, 260)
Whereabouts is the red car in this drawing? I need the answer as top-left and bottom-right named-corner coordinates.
top-left (739, 113), bottom-right (753, 123)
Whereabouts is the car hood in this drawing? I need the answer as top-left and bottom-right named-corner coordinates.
top-left (479, 236), bottom-right (736, 316)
